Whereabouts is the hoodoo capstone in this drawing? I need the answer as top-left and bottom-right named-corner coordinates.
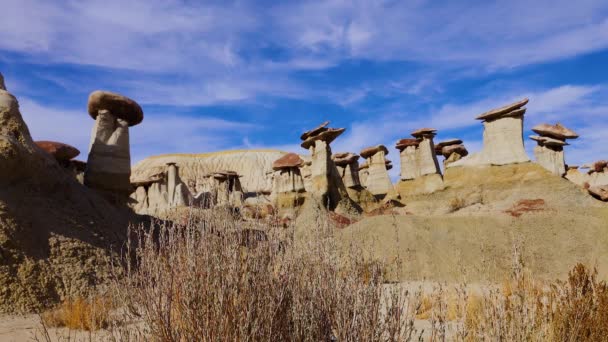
top-left (435, 139), bottom-right (468, 167)
top-left (85, 91), bottom-right (143, 202)
top-left (449, 98), bottom-right (530, 167)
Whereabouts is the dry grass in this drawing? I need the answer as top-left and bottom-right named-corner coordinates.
top-left (109, 207), bottom-right (422, 341)
top-left (40, 296), bottom-right (112, 331)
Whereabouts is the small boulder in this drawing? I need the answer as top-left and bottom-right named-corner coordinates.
top-left (588, 185), bottom-right (608, 201)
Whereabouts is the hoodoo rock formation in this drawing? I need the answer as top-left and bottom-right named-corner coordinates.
top-left (360, 145), bottom-right (394, 198)
top-left (0, 81), bottom-right (137, 312)
top-left (85, 91), bottom-right (143, 203)
top-left (395, 129), bottom-right (444, 196)
top-left (271, 153), bottom-right (306, 217)
top-left (435, 139), bottom-right (468, 167)
top-left (300, 122), bottom-right (355, 212)
top-left (530, 123), bottom-right (578, 176)
top-left (201, 171), bottom-right (244, 207)
top-left (449, 98), bottom-right (530, 167)
top-left (333, 152), bottom-right (361, 188)
top-left (35, 141), bottom-right (86, 183)
top-left (0, 72), bottom-right (6, 91)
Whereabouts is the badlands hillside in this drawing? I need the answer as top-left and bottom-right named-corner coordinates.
top-left (1, 71), bottom-right (607, 313)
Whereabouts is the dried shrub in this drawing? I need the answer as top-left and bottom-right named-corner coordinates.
top-left (449, 197), bottom-right (466, 212)
top-left (551, 264), bottom-right (608, 341)
top-left (110, 208), bottom-right (420, 341)
top-left (41, 296), bottom-right (112, 331)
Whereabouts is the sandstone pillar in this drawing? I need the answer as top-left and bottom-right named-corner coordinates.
top-left (530, 123), bottom-right (578, 176)
top-left (85, 91), bottom-right (143, 202)
top-left (360, 145), bottom-right (394, 197)
top-left (449, 98), bottom-right (529, 168)
top-left (0, 72), bottom-right (5, 91)
top-left (271, 153), bottom-right (306, 217)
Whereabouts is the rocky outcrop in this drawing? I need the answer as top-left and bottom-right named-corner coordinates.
top-left (201, 171), bottom-right (244, 207)
top-left (0, 72), bottom-right (5, 91)
top-left (449, 98), bottom-right (530, 167)
top-left (132, 150), bottom-right (286, 205)
top-left (332, 152), bottom-right (361, 188)
top-left (85, 91), bottom-right (143, 203)
top-left (270, 153), bottom-right (306, 218)
top-left (360, 145), bottom-right (394, 198)
top-left (589, 185), bottom-right (608, 201)
top-left (0, 85), bottom-right (137, 312)
top-left (530, 123), bottom-right (578, 176)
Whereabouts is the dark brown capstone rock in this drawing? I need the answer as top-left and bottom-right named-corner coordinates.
top-left (411, 128), bottom-right (437, 138)
top-left (588, 185), bottom-right (608, 201)
top-left (529, 135), bottom-right (568, 147)
top-left (300, 128), bottom-right (345, 149)
top-left (273, 153), bottom-right (304, 170)
top-left (395, 138), bottom-right (420, 151)
top-left (441, 144), bottom-right (468, 158)
top-left (360, 145), bottom-right (389, 159)
top-left (385, 159), bottom-right (393, 170)
top-left (434, 139), bottom-right (463, 154)
top-left (300, 121), bottom-right (329, 140)
top-left (332, 152), bottom-right (359, 166)
top-left (35, 141), bottom-right (80, 161)
top-left (476, 98), bottom-right (529, 121)
top-left (532, 123), bottom-right (578, 140)
top-left (88, 90), bottom-right (144, 126)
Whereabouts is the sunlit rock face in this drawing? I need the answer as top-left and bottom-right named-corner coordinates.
top-left (360, 145), bottom-right (394, 197)
top-left (530, 123), bottom-right (578, 176)
top-left (449, 99), bottom-right (530, 168)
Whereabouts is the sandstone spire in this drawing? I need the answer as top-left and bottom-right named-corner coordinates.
top-left (449, 98), bottom-right (530, 167)
top-left (360, 145), bottom-right (394, 197)
top-left (0, 72), bottom-right (5, 91)
top-left (300, 121), bottom-right (350, 210)
top-left (332, 152), bottom-right (361, 188)
top-left (85, 91), bottom-right (143, 202)
top-left (395, 128), bottom-right (441, 180)
top-left (529, 123), bottom-right (577, 176)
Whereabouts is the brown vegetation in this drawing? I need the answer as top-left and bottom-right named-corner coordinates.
top-left (504, 198), bottom-right (546, 217)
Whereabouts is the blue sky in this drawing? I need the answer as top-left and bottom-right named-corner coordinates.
top-left (1, 0), bottom-right (608, 179)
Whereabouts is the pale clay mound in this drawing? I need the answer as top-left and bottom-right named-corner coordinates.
top-left (131, 150), bottom-right (289, 195)
top-left (335, 163), bottom-right (608, 283)
top-left (0, 89), bottom-right (140, 313)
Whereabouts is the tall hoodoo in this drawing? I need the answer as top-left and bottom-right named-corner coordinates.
top-left (0, 72), bottom-right (5, 91)
top-left (85, 91), bottom-right (143, 202)
top-left (360, 145), bottom-right (394, 197)
top-left (530, 123), bottom-right (578, 176)
top-left (449, 98), bottom-right (530, 167)
top-left (300, 121), bottom-right (348, 209)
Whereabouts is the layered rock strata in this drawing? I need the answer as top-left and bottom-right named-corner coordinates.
top-left (85, 91), bottom-right (143, 202)
top-left (530, 123), bottom-right (578, 176)
top-left (449, 98), bottom-right (530, 167)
